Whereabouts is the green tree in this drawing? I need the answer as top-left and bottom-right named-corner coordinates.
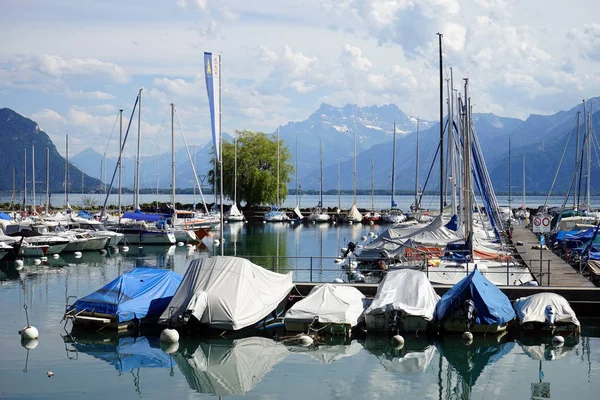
top-left (209, 130), bottom-right (293, 208)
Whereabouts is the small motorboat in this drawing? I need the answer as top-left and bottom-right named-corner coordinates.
top-left (513, 292), bottom-right (580, 334)
top-left (364, 269), bottom-right (440, 333)
top-left (434, 268), bottom-right (516, 333)
top-left (63, 268), bottom-right (183, 331)
top-left (284, 284), bottom-right (366, 335)
top-left (161, 256), bottom-right (293, 333)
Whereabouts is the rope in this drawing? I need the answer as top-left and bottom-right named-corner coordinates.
top-left (543, 115), bottom-right (577, 209)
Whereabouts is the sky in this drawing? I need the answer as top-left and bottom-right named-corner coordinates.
top-left (2, 0), bottom-right (600, 158)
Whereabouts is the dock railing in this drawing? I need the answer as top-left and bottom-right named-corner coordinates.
top-left (237, 254), bottom-right (552, 286)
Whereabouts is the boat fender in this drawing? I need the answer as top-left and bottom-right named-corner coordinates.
top-left (361, 236), bottom-right (367, 242)
top-left (214, 239), bottom-right (220, 246)
top-left (334, 258), bottom-right (343, 264)
top-left (160, 328), bottom-right (180, 344)
top-left (74, 252), bottom-right (82, 259)
top-left (298, 335), bottom-right (313, 346)
top-left (15, 259), bottom-right (24, 270)
top-left (552, 335), bottom-right (565, 344)
top-left (160, 341), bottom-right (179, 354)
top-left (462, 331), bottom-right (473, 342)
top-left (122, 246), bottom-right (129, 252)
top-left (34, 259), bottom-right (41, 265)
top-left (333, 278), bottom-right (344, 283)
top-left (20, 326), bottom-right (39, 340)
top-left (47, 371), bottom-right (54, 378)
top-left (21, 339), bottom-right (38, 349)
top-left (100, 249), bottom-right (107, 255)
top-left (392, 335), bottom-right (405, 346)
top-left (53, 254), bottom-right (60, 259)
top-left (40, 256), bottom-right (48, 262)
top-left (177, 242), bottom-right (184, 247)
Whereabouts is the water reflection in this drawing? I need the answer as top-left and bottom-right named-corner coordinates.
top-left (363, 336), bottom-right (436, 374)
top-left (436, 334), bottom-right (515, 388)
top-left (174, 337), bottom-right (289, 396)
top-left (287, 339), bottom-right (363, 364)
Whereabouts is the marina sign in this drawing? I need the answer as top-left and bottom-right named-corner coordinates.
top-left (532, 214), bottom-right (551, 233)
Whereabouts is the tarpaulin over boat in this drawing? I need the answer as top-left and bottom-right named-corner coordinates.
top-left (284, 284), bottom-right (366, 327)
top-left (122, 210), bottom-right (166, 222)
top-left (69, 336), bottom-right (171, 372)
top-left (357, 223), bottom-right (427, 261)
top-left (161, 256), bottom-right (293, 331)
top-left (347, 204), bottom-right (362, 221)
top-left (513, 293), bottom-right (579, 327)
top-left (434, 269), bottom-right (515, 326)
top-left (226, 203), bottom-right (243, 217)
top-left (0, 212), bottom-right (12, 221)
top-left (72, 268), bottom-right (182, 322)
top-left (363, 337), bottom-right (435, 374)
top-left (174, 337), bottom-right (289, 396)
top-left (365, 270), bottom-right (439, 321)
top-left (402, 214), bottom-right (463, 246)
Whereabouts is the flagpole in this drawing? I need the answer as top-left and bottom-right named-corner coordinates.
top-left (219, 54), bottom-right (224, 256)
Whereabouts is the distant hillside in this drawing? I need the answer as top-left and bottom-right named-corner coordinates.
top-left (0, 108), bottom-right (102, 194)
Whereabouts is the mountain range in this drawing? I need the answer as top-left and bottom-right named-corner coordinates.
top-left (2, 99), bottom-right (599, 201)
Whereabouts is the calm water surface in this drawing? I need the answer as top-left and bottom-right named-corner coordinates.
top-left (1, 222), bottom-right (599, 399)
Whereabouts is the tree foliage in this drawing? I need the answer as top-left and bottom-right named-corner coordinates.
top-left (209, 130), bottom-right (293, 208)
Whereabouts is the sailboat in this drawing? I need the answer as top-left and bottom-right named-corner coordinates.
top-left (225, 137), bottom-right (244, 222)
top-left (308, 138), bottom-right (330, 222)
top-left (346, 129), bottom-right (363, 224)
top-left (362, 154), bottom-right (380, 223)
top-left (408, 119), bottom-right (428, 221)
top-left (515, 154), bottom-right (529, 219)
top-left (382, 120), bottom-right (406, 224)
top-left (264, 127), bottom-right (289, 222)
top-left (291, 136), bottom-right (304, 222)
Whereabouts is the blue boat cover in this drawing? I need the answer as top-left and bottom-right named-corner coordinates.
top-left (73, 336), bottom-right (171, 371)
top-left (434, 269), bottom-right (516, 325)
top-left (78, 210), bottom-right (93, 219)
top-left (122, 210), bottom-right (166, 222)
top-left (0, 211), bottom-right (12, 220)
top-left (445, 215), bottom-right (459, 231)
top-left (73, 268), bottom-right (182, 322)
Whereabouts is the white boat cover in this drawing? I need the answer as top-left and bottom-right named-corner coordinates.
top-left (161, 256), bottom-right (293, 330)
top-left (347, 204), bottom-right (362, 221)
top-left (293, 206), bottom-right (303, 219)
top-left (174, 337), bottom-right (289, 396)
top-left (402, 214), bottom-right (463, 246)
top-left (513, 293), bottom-right (580, 327)
top-left (226, 203), bottom-right (243, 217)
top-left (365, 270), bottom-right (440, 321)
top-left (284, 284), bottom-right (366, 327)
top-left (520, 342), bottom-right (574, 361)
top-left (380, 345), bottom-right (436, 374)
top-left (289, 340), bottom-right (363, 364)
top-left (357, 222), bottom-right (427, 261)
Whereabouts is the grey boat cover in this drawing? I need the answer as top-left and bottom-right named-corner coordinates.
top-left (288, 340), bottom-right (364, 364)
top-left (284, 284), bottom-right (366, 327)
top-left (174, 337), bottom-right (289, 396)
top-left (380, 345), bottom-right (436, 374)
top-left (160, 256), bottom-right (293, 330)
top-left (365, 269), bottom-right (440, 321)
top-left (513, 292), bottom-right (580, 327)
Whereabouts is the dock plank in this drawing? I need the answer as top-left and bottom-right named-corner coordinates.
top-left (511, 225), bottom-right (594, 287)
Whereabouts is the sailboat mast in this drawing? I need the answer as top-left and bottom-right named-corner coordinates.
top-left (11, 167), bottom-right (15, 209)
top-left (320, 137), bottom-right (323, 207)
top-left (277, 127), bottom-right (280, 206)
top-left (371, 153), bottom-right (374, 211)
top-left (234, 137), bottom-right (238, 206)
top-left (24, 148), bottom-right (27, 210)
top-left (118, 109), bottom-right (123, 216)
top-left (522, 154), bottom-right (526, 208)
top-left (508, 136), bottom-right (512, 217)
top-left (296, 135), bottom-right (299, 207)
top-left (32, 145), bottom-right (35, 208)
top-left (338, 161), bottom-right (341, 209)
top-left (449, 67), bottom-right (456, 216)
top-left (171, 103), bottom-right (176, 208)
top-left (415, 119), bottom-right (420, 209)
top-left (65, 134), bottom-right (69, 206)
top-left (218, 55), bottom-right (224, 256)
top-left (463, 78), bottom-right (472, 257)
top-left (437, 32), bottom-right (444, 215)
top-left (134, 88), bottom-right (142, 210)
top-left (575, 111), bottom-right (580, 209)
top-left (586, 104), bottom-right (592, 210)
top-left (45, 148), bottom-right (49, 214)
top-left (391, 119), bottom-right (396, 208)
top-left (353, 129), bottom-right (357, 204)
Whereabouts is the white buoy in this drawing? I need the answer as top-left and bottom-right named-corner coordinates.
top-left (552, 335), bottom-right (565, 344)
top-left (370, 220), bottom-right (374, 225)
top-left (356, 244), bottom-right (363, 249)
top-left (334, 258), bottom-right (343, 264)
top-left (368, 232), bottom-right (375, 238)
top-left (138, 246), bottom-right (143, 249)
top-left (186, 244), bottom-right (194, 248)
top-left (298, 335), bottom-right (313, 346)
top-left (74, 251), bottom-right (82, 258)
top-left (361, 236), bottom-right (367, 242)
top-left (332, 221), bottom-right (336, 225)
top-left (160, 328), bottom-right (180, 343)
top-left (349, 221), bottom-right (353, 225)
top-left (47, 371), bottom-right (54, 377)
top-left (122, 246), bottom-right (129, 252)
top-left (99, 249), bottom-right (107, 255)
top-left (462, 331), bottom-right (474, 341)
top-left (40, 256), bottom-right (48, 262)
top-left (20, 326), bottom-right (39, 340)
top-left (177, 242), bottom-right (184, 247)
top-left (392, 335), bottom-right (405, 346)
top-left (333, 278), bottom-right (344, 283)
top-left (263, 220), bottom-right (266, 224)
top-left (53, 254), bottom-right (60, 259)
top-left (372, 234), bottom-right (378, 240)
top-left (311, 220), bottom-right (316, 224)
top-left (160, 341), bottom-right (179, 354)
top-left (33, 259), bottom-right (41, 265)
top-left (112, 247), bottom-right (119, 254)
top-left (341, 247), bottom-right (348, 253)
top-left (21, 339), bottom-right (39, 350)
top-left (214, 239), bottom-right (220, 246)
top-left (15, 259), bottom-right (24, 269)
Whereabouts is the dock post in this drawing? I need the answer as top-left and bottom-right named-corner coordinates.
top-left (310, 257), bottom-right (313, 282)
top-left (540, 245), bottom-right (543, 286)
top-left (539, 257), bottom-right (543, 286)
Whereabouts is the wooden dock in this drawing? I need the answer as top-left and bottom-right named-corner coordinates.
top-left (510, 224), bottom-right (595, 287)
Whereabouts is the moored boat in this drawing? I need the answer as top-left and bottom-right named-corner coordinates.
top-left (513, 292), bottom-right (580, 334)
top-left (365, 269), bottom-right (440, 333)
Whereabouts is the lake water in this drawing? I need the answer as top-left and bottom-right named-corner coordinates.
top-left (1, 222), bottom-right (600, 399)
top-left (6, 193), bottom-right (600, 211)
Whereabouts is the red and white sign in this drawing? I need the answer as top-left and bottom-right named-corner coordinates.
top-left (532, 214), bottom-right (551, 233)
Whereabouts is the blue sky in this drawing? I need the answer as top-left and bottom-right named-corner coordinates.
top-left (2, 0), bottom-right (600, 158)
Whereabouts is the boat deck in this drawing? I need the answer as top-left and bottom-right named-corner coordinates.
top-left (510, 224), bottom-right (595, 287)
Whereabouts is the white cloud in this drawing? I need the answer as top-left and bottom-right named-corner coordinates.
top-left (32, 54), bottom-right (129, 83)
top-left (152, 76), bottom-right (204, 98)
top-left (568, 24), bottom-right (600, 62)
top-left (64, 89), bottom-right (115, 100)
top-left (340, 44), bottom-right (372, 71)
top-left (30, 109), bottom-right (67, 128)
top-left (176, 0), bottom-right (208, 10)
top-left (288, 80), bottom-right (317, 93)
